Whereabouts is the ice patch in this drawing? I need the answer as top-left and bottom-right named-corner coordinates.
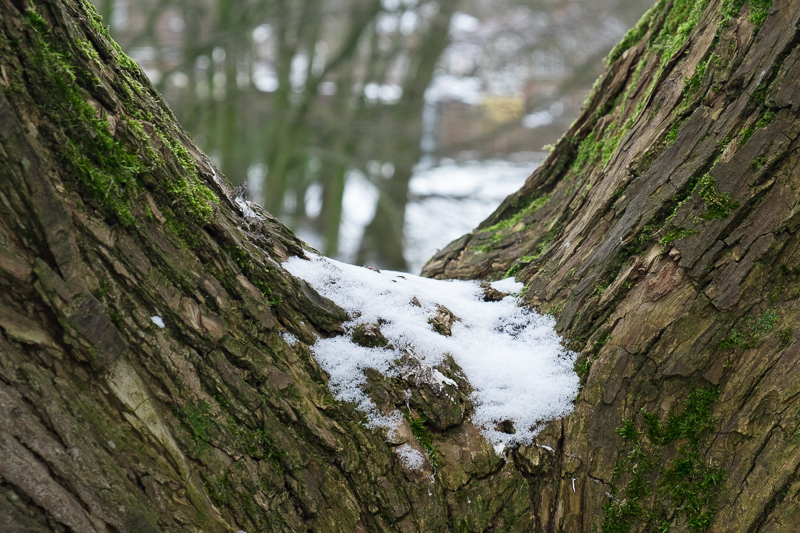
top-left (283, 254), bottom-right (579, 449)
top-left (395, 443), bottom-right (426, 470)
top-left (150, 316), bottom-right (165, 328)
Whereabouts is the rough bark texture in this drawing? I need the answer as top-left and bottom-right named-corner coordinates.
top-left (425, 0), bottom-right (800, 530)
top-left (0, 1), bottom-right (536, 532)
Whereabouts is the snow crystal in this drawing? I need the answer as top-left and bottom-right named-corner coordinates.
top-left (150, 316), bottom-right (165, 328)
top-left (283, 254), bottom-right (579, 449)
top-left (395, 443), bottom-right (426, 470)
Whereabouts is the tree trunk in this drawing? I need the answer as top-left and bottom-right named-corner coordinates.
top-left (425, 0), bottom-right (800, 530)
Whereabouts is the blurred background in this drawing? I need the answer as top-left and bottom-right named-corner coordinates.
top-left (92, 0), bottom-right (651, 273)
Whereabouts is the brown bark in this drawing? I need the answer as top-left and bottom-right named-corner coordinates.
top-left (3, 0), bottom-right (799, 531)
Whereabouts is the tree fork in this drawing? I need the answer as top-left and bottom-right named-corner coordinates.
top-left (1, 0), bottom-right (799, 532)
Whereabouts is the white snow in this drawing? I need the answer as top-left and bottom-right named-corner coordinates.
top-left (490, 277), bottom-right (524, 294)
top-left (281, 331), bottom-right (299, 346)
top-left (235, 197), bottom-right (262, 221)
top-left (283, 253), bottom-right (578, 449)
top-left (150, 316), bottom-right (165, 328)
top-left (395, 443), bottom-right (426, 470)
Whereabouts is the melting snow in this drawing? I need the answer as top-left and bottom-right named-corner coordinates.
top-left (150, 316), bottom-right (165, 328)
top-left (281, 331), bottom-right (299, 346)
top-left (283, 253), bottom-right (578, 449)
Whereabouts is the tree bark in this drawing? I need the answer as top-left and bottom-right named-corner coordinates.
top-left (425, 0), bottom-right (800, 530)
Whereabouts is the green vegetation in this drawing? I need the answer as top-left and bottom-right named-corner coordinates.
top-left (606, 5), bottom-right (655, 64)
top-left (172, 401), bottom-right (214, 457)
top-left (602, 387), bottom-right (725, 532)
top-left (22, 5), bottom-right (217, 229)
top-left (404, 410), bottom-right (440, 469)
top-left (483, 195), bottom-right (551, 233)
top-left (696, 174), bottom-right (739, 220)
top-left (719, 308), bottom-right (779, 349)
top-left (748, 0), bottom-right (773, 26)
top-left (227, 416), bottom-right (284, 468)
top-left (750, 156), bottom-right (767, 170)
top-left (24, 8), bottom-right (143, 225)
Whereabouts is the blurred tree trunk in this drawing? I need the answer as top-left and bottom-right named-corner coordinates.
top-left (357, 0), bottom-right (460, 271)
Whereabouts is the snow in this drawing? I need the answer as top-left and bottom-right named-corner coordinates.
top-left (425, 74), bottom-right (482, 105)
top-left (283, 253), bottom-right (579, 449)
top-left (395, 443), bottom-right (426, 470)
top-left (403, 158), bottom-right (540, 273)
top-left (490, 277), bottom-right (524, 294)
top-left (281, 331), bottom-right (299, 346)
top-left (235, 197), bottom-right (262, 220)
top-left (150, 316), bottom-right (165, 328)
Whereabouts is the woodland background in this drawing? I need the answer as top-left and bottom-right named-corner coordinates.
top-left (91, 0), bottom-right (652, 271)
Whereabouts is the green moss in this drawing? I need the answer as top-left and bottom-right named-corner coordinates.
top-left (719, 308), bottom-right (779, 349)
top-left (22, 5), bottom-right (216, 231)
top-left (75, 38), bottom-right (101, 66)
top-left (665, 120), bottom-right (683, 146)
top-left (684, 57), bottom-right (710, 94)
top-left (404, 410), bottom-right (439, 469)
top-left (658, 0), bottom-right (711, 63)
top-left (23, 8), bottom-right (144, 225)
top-left (172, 401), bottom-right (214, 457)
top-left (603, 387), bottom-right (725, 533)
top-left (748, 0), bottom-right (773, 26)
top-left (227, 416), bottom-right (284, 468)
top-left (696, 174), bottom-right (739, 220)
top-left (607, 5), bottom-right (656, 64)
top-left (483, 195), bottom-right (551, 233)
top-left (660, 225), bottom-right (697, 246)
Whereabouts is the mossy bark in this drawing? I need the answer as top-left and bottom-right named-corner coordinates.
top-left (425, 0), bottom-right (800, 530)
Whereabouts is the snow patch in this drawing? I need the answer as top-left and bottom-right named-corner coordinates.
top-left (283, 254), bottom-right (579, 449)
top-left (235, 197), bottom-right (262, 221)
top-left (281, 331), bottom-right (299, 346)
top-left (395, 443), bottom-right (426, 470)
top-left (490, 277), bottom-right (524, 294)
top-left (150, 316), bottom-right (165, 328)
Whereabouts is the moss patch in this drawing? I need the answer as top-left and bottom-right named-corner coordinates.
top-left (602, 387), bottom-right (726, 532)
